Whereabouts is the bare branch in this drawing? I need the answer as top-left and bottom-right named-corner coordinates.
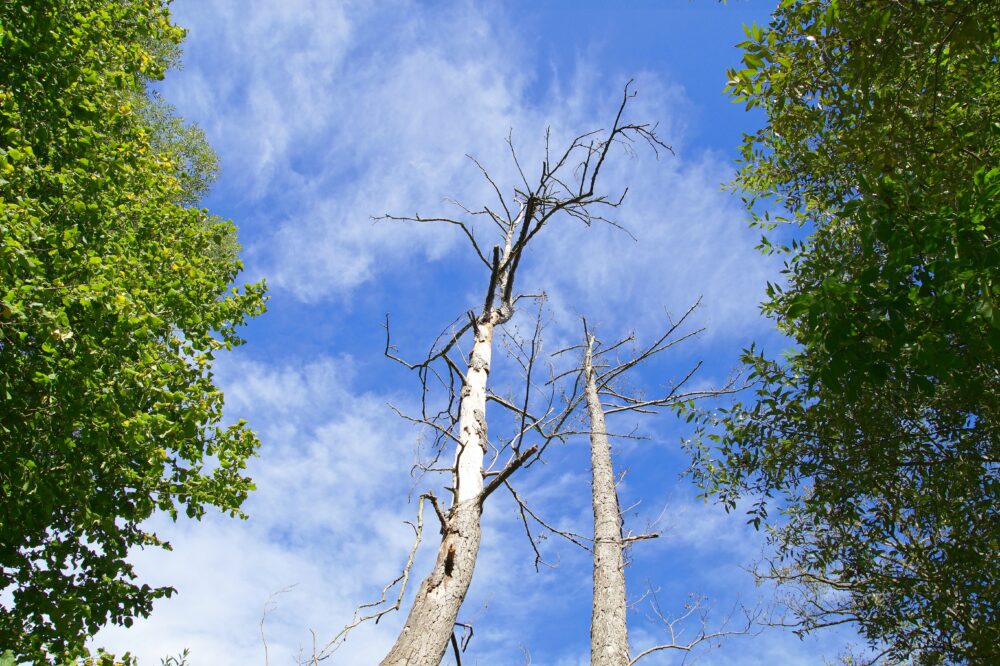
top-left (592, 332), bottom-right (637, 358)
top-left (628, 592), bottom-right (761, 666)
top-left (425, 492), bottom-right (447, 530)
top-left (514, 307), bottom-right (544, 452)
top-left (484, 393), bottom-right (550, 443)
top-left (551, 342), bottom-right (588, 357)
top-left (597, 299), bottom-right (703, 388)
top-left (455, 621), bottom-right (474, 653)
top-left (260, 585), bottom-right (296, 666)
top-left (501, 195), bottom-right (535, 306)
top-left (506, 130), bottom-right (532, 193)
top-left (450, 633), bottom-right (462, 666)
top-left (466, 153), bottom-right (513, 223)
top-left (377, 212), bottom-right (492, 268)
top-left (603, 386), bottom-right (745, 415)
top-left (544, 364), bottom-right (584, 386)
top-left (505, 479), bottom-right (593, 571)
top-left (480, 445), bottom-right (539, 502)
top-left (549, 428), bottom-right (651, 441)
top-left (483, 245), bottom-right (500, 317)
top-left (510, 486), bottom-right (558, 571)
top-left (622, 533), bottom-right (660, 544)
top-left (312, 496), bottom-right (428, 661)
top-left (389, 403), bottom-right (461, 446)
top-left (384, 313), bottom-right (473, 379)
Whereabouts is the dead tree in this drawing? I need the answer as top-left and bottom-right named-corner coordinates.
top-left (311, 82), bottom-right (667, 666)
top-left (579, 307), bottom-right (751, 666)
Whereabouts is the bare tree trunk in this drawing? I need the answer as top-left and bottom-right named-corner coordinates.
top-left (379, 498), bottom-right (482, 665)
top-left (585, 334), bottom-right (630, 666)
top-left (380, 318), bottom-right (496, 665)
top-left (367, 85), bottom-right (667, 664)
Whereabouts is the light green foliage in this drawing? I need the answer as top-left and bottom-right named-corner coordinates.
top-left (0, 1), bottom-right (266, 662)
top-left (158, 650), bottom-right (189, 666)
top-left (160, 648), bottom-right (190, 666)
top-left (139, 92), bottom-right (220, 207)
top-left (686, 1), bottom-right (999, 663)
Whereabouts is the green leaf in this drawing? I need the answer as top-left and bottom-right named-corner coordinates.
top-left (0, 2), bottom-right (267, 660)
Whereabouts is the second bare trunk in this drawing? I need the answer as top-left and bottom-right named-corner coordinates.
top-left (585, 338), bottom-right (629, 666)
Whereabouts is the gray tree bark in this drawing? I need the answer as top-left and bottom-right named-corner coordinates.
top-left (585, 334), bottom-right (630, 666)
top-left (379, 497), bottom-right (482, 666)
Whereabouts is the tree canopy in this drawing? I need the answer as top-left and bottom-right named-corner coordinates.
top-left (0, 1), bottom-right (266, 661)
top-left (687, 1), bottom-right (999, 662)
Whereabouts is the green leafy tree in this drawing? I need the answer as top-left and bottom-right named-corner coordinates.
top-left (686, 1), bottom-right (999, 663)
top-left (0, 1), bottom-right (266, 662)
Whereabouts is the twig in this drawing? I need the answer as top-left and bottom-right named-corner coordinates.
top-left (628, 592), bottom-right (761, 666)
top-left (260, 585), bottom-right (297, 666)
top-left (312, 495), bottom-right (429, 661)
top-left (505, 480), bottom-right (592, 558)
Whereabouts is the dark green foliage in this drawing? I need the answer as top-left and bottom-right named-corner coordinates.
top-left (0, 1), bottom-right (266, 662)
top-left (686, 1), bottom-right (999, 663)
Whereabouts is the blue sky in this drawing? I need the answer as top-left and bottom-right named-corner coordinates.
top-left (94, 1), bottom-right (867, 663)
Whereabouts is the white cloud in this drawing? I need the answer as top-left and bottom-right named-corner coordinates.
top-left (163, 0), bottom-right (777, 343)
top-left (87, 1), bottom-right (859, 664)
top-left (94, 355), bottom-right (421, 663)
top-left (92, 351), bottom-right (857, 665)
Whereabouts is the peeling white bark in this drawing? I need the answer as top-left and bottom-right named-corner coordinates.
top-left (455, 322), bottom-right (492, 502)
top-left (380, 316), bottom-right (496, 665)
top-left (585, 336), bottom-right (630, 666)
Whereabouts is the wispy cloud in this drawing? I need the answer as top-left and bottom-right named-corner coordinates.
top-left (96, 355), bottom-right (421, 663)
top-left (163, 0), bottom-right (777, 340)
top-left (91, 1), bottom-right (838, 664)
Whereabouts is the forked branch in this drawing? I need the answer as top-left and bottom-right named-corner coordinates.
top-left (590, 301), bottom-right (750, 417)
top-left (628, 592), bottom-right (762, 666)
